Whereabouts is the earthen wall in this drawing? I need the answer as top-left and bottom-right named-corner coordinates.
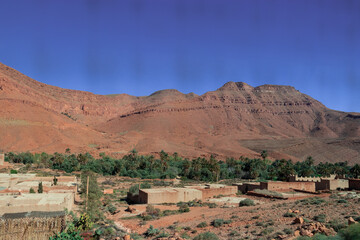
top-left (349, 179), bottom-right (360, 190)
top-left (199, 186), bottom-right (237, 199)
top-left (261, 181), bottom-right (315, 192)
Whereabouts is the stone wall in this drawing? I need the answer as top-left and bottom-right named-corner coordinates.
top-left (234, 183), bottom-right (261, 193)
top-left (349, 179), bottom-right (360, 190)
top-left (316, 179), bottom-right (349, 191)
top-left (198, 186), bottom-right (238, 199)
top-left (260, 181), bottom-right (316, 192)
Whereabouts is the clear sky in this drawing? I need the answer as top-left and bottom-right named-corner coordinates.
top-left (0, 0), bottom-right (359, 112)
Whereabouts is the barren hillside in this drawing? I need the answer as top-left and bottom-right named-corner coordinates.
top-left (0, 62), bottom-right (359, 163)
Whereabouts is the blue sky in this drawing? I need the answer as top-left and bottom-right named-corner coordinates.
top-left (0, 0), bottom-right (359, 112)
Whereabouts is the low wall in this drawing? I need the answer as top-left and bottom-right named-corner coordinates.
top-left (0, 193), bottom-right (74, 215)
top-left (316, 179), bottom-right (349, 191)
top-left (234, 183), bottom-right (261, 193)
top-left (349, 179), bottom-right (360, 190)
top-left (261, 181), bottom-right (315, 192)
top-left (0, 216), bottom-right (65, 240)
top-left (199, 186), bottom-right (237, 199)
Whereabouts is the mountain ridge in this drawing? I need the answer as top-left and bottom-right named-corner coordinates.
top-left (0, 62), bottom-right (359, 163)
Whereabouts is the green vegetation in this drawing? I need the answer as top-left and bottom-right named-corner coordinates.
top-left (283, 212), bottom-right (296, 217)
top-left (29, 187), bottom-right (35, 193)
top-left (80, 171), bottom-right (103, 221)
top-left (10, 169), bottom-right (17, 174)
top-left (193, 232), bottom-right (219, 240)
top-left (196, 222), bottom-right (208, 228)
top-left (239, 199), bottom-right (255, 207)
top-left (211, 219), bottom-right (232, 227)
top-left (144, 225), bottom-right (159, 237)
top-left (295, 223), bottom-right (360, 240)
top-left (4, 151), bottom-right (360, 182)
top-left (38, 182), bottom-right (43, 193)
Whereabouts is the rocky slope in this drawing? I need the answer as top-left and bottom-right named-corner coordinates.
top-left (0, 62), bottom-right (359, 163)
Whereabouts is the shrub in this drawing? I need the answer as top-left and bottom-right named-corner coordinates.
top-left (197, 222), bottom-right (208, 228)
top-left (211, 219), bottom-right (232, 227)
top-left (338, 199), bottom-right (348, 204)
top-left (339, 223), bottom-right (360, 240)
top-left (144, 225), bottom-right (159, 237)
top-left (129, 185), bottom-right (139, 195)
top-left (283, 228), bottom-right (293, 234)
top-left (284, 212), bottom-right (296, 218)
top-left (297, 197), bottom-right (325, 206)
top-left (313, 214), bottom-right (326, 223)
top-left (145, 205), bottom-right (161, 218)
top-left (326, 219), bottom-right (347, 232)
top-left (239, 199), bottom-right (255, 207)
top-left (107, 204), bottom-right (117, 214)
top-left (140, 182), bottom-right (151, 189)
top-left (10, 169), bottom-right (17, 174)
top-left (38, 182), bottom-right (43, 193)
top-left (178, 204), bottom-right (190, 213)
top-left (193, 232), bottom-right (219, 240)
top-left (29, 187), bottom-right (35, 193)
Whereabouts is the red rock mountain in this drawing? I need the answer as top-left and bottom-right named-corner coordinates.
top-left (0, 62), bottom-right (359, 163)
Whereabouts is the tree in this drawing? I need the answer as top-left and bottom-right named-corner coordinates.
top-left (260, 150), bottom-right (268, 160)
top-left (38, 182), bottom-right (43, 193)
top-left (53, 176), bottom-right (58, 186)
top-left (350, 164), bottom-right (360, 178)
top-left (80, 171), bottom-right (103, 221)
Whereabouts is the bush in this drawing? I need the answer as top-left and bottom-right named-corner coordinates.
top-left (338, 199), bottom-right (348, 204)
top-left (38, 182), bottom-right (43, 193)
top-left (284, 212), bottom-right (296, 218)
top-left (144, 225), bottom-right (159, 237)
top-left (211, 219), bottom-right (231, 227)
top-left (239, 199), bottom-right (255, 207)
top-left (339, 223), bottom-right (360, 240)
top-left (196, 222), bottom-right (208, 228)
top-left (29, 187), bottom-right (35, 193)
top-left (10, 169), bottom-right (17, 174)
top-left (283, 228), bottom-right (293, 234)
top-left (193, 232), bottom-right (219, 240)
top-left (140, 182), bottom-right (151, 189)
top-left (107, 204), bottom-right (117, 214)
top-left (178, 204), bottom-right (190, 213)
top-left (313, 214), bottom-right (326, 223)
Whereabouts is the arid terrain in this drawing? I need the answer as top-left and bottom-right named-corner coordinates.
top-left (0, 62), bottom-right (359, 163)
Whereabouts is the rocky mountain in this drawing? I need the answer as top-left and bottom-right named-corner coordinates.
top-left (0, 62), bottom-right (359, 163)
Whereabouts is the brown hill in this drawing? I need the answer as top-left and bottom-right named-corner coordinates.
top-left (0, 62), bottom-right (359, 163)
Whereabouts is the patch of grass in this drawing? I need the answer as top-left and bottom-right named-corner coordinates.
top-left (239, 199), bottom-right (255, 207)
top-left (297, 197), bottom-right (325, 206)
top-left (284, 212), bottom-right (296, 217)
top-left (211, 219), bottom-right (232, 227)
top-left (313, 214), bottom-right (326, 223)
top-left (193, 232), bottom-right (219, 240)
top-left (197, 222), bottom-right (208, 228)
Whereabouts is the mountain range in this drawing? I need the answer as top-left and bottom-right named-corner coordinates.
top-left (0, 62), bottom-right (359, 163)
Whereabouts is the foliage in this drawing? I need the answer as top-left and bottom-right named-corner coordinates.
top-left (284, 212), bottom-right (296, 217)
top-left (211, 219), bottom-right (232, 227)
top-left (80, 171), bottom-right (103, 221)
top-left (313, 214), bottom-right (326, 223)
top-left (38, 182), bottom-right (43, 193)
top-left (10, 169), bottom-right (17, 174)
top-left (53, 176), bottom-right (58, 185)
top-left (29, 187), bottom-right (35, 193)
top-left (74, 213), bottom-right (93, 231)
top-left (144, 225), bottom-right (159, 237)
top-left (196, 222), bottom-right (208, 228)
top-left (4, 151), bottom-right (359, 182)
top-left (239, 198), bottom-right (255, 207)
top-left (193, 232), bottom-right (219, 240)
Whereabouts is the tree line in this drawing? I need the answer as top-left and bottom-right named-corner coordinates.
top-left (4, 150), bottom-right (360, 181)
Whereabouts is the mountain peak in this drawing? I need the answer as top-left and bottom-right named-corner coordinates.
top-left (218, 81), bottom-right (254, 91)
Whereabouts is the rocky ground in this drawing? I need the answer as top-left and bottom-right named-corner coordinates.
top-left (98, 177), bottom-right (360, 240)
